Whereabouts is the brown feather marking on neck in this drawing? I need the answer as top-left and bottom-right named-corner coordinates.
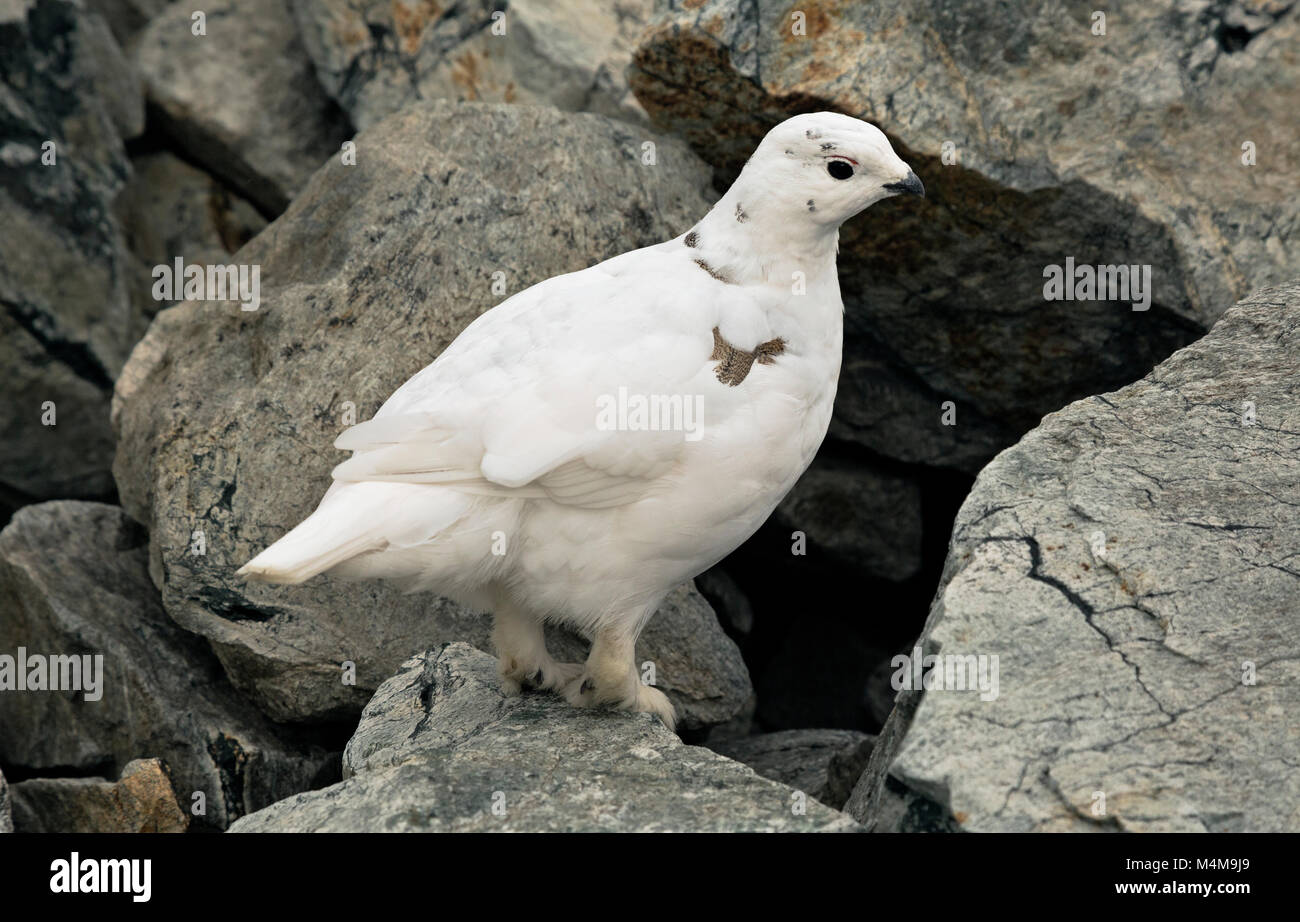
top-left (693, 258), bottom-right (732, 284)
top-left (710, 327), bottom-right (786, 386)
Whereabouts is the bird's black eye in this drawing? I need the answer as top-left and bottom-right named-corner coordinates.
top-left (827, 159), bottom-right (854, 180)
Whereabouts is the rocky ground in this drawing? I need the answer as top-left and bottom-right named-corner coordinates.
top-left (0, 0), bottom-right (1296, 832)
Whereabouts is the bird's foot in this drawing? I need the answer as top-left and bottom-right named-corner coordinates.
top-left (562, 671), bottom-right (677, 732)
top-left (498, 654), bottom-right (583, 697)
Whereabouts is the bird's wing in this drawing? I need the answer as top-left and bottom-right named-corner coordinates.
top-left (331, 246), bottom-right (768, 508)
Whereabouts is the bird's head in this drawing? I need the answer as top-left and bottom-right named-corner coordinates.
top-left (739, 112), bottom-right (923, 228)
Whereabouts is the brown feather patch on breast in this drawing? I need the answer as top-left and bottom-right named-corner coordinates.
top-left (710, 327), bottom-right (786, 386)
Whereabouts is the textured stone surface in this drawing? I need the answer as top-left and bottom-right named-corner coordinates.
top-left (848, 280), bottom-right (1300, 832)
top-left (709, 728), bottom-right (872, 810)
top-left (774, 456), bottom-right (923, 581)
top-left (114, 151), bottom-right (267, 341)
top-left (631, 0), bottom-right (1299, 475)
top-left (0, 0), bottom-right (144, 505)
top-left (134, 0), bottom-right (351, 214)
top-left (293, 0), bottom-right (654, 131)
top-left (230, 643), bottom-right (861, 832)
top-left (10, 758), bottom-right (188, 833)
top-left (112, 101), bottom-right (750, 729)
top-left (0, 502), bottom-right (339, 829)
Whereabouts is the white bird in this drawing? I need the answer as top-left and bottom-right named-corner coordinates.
top-left (238, 112), bottom-right (924, 730)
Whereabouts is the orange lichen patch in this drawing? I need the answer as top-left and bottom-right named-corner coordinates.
top-left (504, 81), bottom-right (517, 103)
top-left (331, 12), bottom-right (369, 50)
top-left (682, 0), bottom-right (706, 8)
top-left (800, 59), bottom-right (841, 83)
top-left (451, 51), bottom-right (481, 98)
top-left (393, 0), bottom-right (442, 57)
top-left (954, 811), bottom-right (969, 824)
top-left (803, 4), bottom-right (833, 38)
top-left (704, 13), bottom-right (726, 36)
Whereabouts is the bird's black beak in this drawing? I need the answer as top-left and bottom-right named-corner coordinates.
top-left (884, 171), bottom-right (925, 197)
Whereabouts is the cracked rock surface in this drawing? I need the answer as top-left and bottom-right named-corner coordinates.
top-left (848, 279), bottom-right (1300, 832)
top-left (230, 642), bottom-right (860, 832)
top-left (292, 0), bottom-right (655, 131)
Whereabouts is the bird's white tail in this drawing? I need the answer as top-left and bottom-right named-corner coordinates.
top-left (237, 516), bottom-right (381, 585)
top-left (237, 485), bottom-right (387, 585)
top-left (236, 481), bottom-right (478, 586)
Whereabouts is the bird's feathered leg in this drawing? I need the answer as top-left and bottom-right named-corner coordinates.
top-left (563, 626), bottom-right (677, 731)
top-left (490, 596), bottom-right (583, 695)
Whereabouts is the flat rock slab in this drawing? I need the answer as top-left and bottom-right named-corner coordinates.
top-left (849, 280), bottom-right (1300, 832)
top-left (709, 729), bottom-right (873, 810)
top-left (231, 643), bottom-right (861, 832)
top-left (134, 0), bottom-right (351, 214)
top-left (10, 758), bottom-right (188, 833)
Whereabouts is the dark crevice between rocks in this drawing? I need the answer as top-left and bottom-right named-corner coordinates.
top-left (0, 757), bottom-right (116, 784)
top-left (710, 442), bottom-right (974, 735)
top-left (130, 101), bottom-right (287, 222)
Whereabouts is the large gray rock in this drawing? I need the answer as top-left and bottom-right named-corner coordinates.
top-left (9, 758), bottom-right (188, 833)
top-left (848, 279), bottom-right (1300, 832)
top-left (631, 0), bottom-right (1298, 475)
top-left (0, 502), bottom-right (339, 829)
top-left (111, 101), bottom-right (751, 729)
top-left (709, 729), bottom-right (873, 810)
top-left (292, 0), bottom-right (654, 131)
top-left (0, 0), bottom-right (144, 505)
top-left (113, 151), bottom-right (267, 334)
top-left (230, 643), bottom-right (861, 832)
top-left (134, 0), bottom-right (351, 214)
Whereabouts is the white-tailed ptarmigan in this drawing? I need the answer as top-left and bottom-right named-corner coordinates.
top-left (238, 112), bottom-right (924, 730)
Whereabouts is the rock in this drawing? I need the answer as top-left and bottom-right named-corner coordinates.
top-left (864, 656), bottom-right (900, 728)
top-left (0, 501), bottom-right (340, 829)
top-left (134, 0), bottom-right (351, 214)
top-left (824, 734), bottom-right (875, 810)
top-left (848, 279), bottom-right (1300, 832)
top-left (230, 643), bottom-right (860, 832)
top-left (694, 564), bottom-right (754, 636)
top-left (10, 758), bottom-right (188, 833)
top-left (709, 729), bottom-right (872, 810)
top-left (0, 0), bottom-right (145, 505)
top-left (293, 0), bottom-right (653, 131)
top-left (774, 456), bottom-right (923, 581)
top-left (0, 768), bottom-right (11, 833)
top-left (113, 151), bottom-right (267, 334)
top-left (85, 0), bottom-right (169, 47)
top-left (631, 0), bottom-right (1299, 475)
top-left (111, 101), bottom-right (751, 729)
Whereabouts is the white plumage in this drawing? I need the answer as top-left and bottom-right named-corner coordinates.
top-left (239, 112), bottom-right (923, 729)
